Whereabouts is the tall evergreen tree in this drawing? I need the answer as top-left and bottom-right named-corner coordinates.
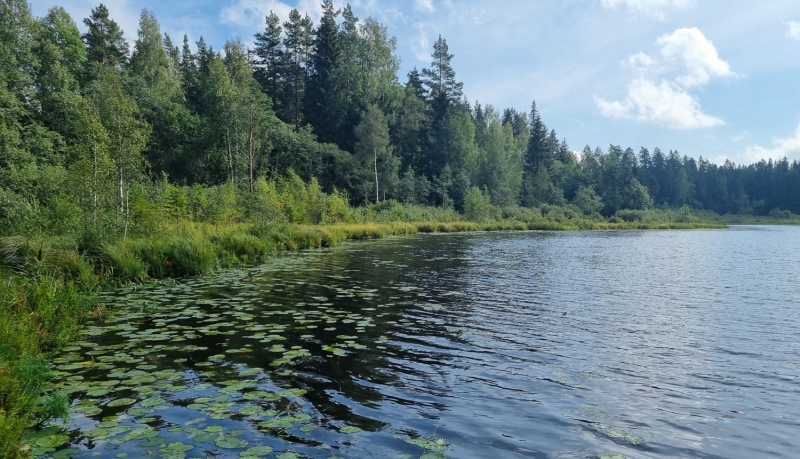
top-left (252, 12), bottom-right (284, 112)
top-left (422, 35), bottom-right (463, 125)
top-left (82, 3), bottom-right (128, 77)
top-left (524, 101), bottom-right (550, 175)
top-left (304, 0), bottom-right (340, 144)
top-left (180, 34), bottom-right (199, 107)
top-left (282, 9), bottom-right (313, 131)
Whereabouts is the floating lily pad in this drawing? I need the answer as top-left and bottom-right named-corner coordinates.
top-left (141, 397), bottom-right (167, 408)
top-left (107, 398), bottom-right (136, 407)
top-left (240, 446), bottom-right (274, 457)
top-left (52, 448), bottom-right (81, 459)
top-left (35, 434), bottom-right (70, 448)
top-left (139, 436), bottom-right (166, 447)
top-left (340, 426), bottom-right (362, 434)
top-left (406, 437), bottom-right (448, 452)
top-left (216, 437), bottom-right (246, 449)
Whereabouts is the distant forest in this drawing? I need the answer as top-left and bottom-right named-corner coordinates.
top-left (2, 0), bottom-right (799, 237)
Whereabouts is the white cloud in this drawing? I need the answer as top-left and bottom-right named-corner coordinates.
top-left (656, 28), bottom-right (733, 87)
top-left (595, 78), bottom-right (723, 129)
top-left (744, 123), bottom-right (800, 162)
top-left (599, 0), bottom-right (694, 18)
top-left (595, 28), bottom-right (731, 129)
top-left (787, 21), bottom-right (800, 41)
top-left (414, 0), bottom-right (435, 13)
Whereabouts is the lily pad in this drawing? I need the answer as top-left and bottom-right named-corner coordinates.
top-left (216, 437), bottom-right (246, 449)
top-left (52, 449), bottom-right (81, 459)
top-left (240, 446), bottom-right (274, 457)
top-left (34, 434), bottom-right (70, 448)
top-left (107, 398), bottom-right (137, 407)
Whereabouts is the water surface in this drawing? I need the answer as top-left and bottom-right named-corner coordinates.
top-left (35, 226), bottom-right (800, 458)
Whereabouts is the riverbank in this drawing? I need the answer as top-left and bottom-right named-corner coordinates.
top-left (1, 218), bottom-right (725, 456)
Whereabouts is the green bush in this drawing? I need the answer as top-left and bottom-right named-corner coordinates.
top-left (464, 187), bottom-right (493, 222)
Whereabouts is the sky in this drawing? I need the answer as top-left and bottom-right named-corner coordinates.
top-left (26, 0), bottom-right (800, 165)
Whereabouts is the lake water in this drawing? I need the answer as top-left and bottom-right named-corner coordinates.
top-left (34, 226), bottom-right (800, 459)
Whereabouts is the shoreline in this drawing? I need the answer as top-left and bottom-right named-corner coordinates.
top-left (2, 219), bottom-right (725, 456)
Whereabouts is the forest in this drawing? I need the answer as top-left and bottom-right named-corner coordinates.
top-left (2, 0), bottom-right (799, 243)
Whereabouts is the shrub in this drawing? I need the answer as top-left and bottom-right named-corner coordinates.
top-left (464, 187), bottom-right (493, 222)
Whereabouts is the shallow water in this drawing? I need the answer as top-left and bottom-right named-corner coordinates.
top-left (34, 226), bottom-right (800, 458)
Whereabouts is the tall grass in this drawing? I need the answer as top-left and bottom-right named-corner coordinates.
top-left (0, 260), bottom-right (94, 458)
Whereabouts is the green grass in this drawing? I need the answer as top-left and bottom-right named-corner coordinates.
top-left (0, 260), bottom-right (95, 458)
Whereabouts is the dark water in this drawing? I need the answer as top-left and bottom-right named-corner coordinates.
top-left (34, 226), bottom-right (800, 459)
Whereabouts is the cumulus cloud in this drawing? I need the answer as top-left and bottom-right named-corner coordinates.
top-left (744, 124), bottom-right (800, 162)
top-left (595, 79), bottom-right (723, 129)
top-left (656, 28), bottom-right (733, 87)
top-left (787, 21), bottom-right (800, 41)
top-left (414, 0), bottom-right (435, 13)
top-left (600, 0), bottom-right (694, 18)
top-left (595, 27), bottom-right (731, 130)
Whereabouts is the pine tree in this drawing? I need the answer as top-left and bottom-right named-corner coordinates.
top-left (82, 3), bottom-right (128, 77)
top-left (252, 11), bottom-right (284, 111)
top-left (422, 35), bottom-right (463, 124)
top-left (283, 9), bottom-right (313, 131)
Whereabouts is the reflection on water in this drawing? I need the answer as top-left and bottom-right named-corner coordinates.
top-left (35, 226), bottom-right (800, 459)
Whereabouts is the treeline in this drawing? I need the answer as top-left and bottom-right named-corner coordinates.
top-left (1, 0), bottom-right (798, 240)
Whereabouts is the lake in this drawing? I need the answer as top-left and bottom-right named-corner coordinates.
top-left (33, 226), bottom-right (800, 459)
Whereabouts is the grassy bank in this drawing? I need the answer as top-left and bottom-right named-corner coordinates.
top-left (0, 215), bottom-right (725, 457)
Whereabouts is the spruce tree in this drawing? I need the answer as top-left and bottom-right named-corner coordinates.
top-left (304, 0), bottom-right (340, 144)
top-left (253, 12), bottom-right (284, 111)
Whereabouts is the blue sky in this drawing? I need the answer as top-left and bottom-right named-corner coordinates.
top-left (27, 0), bottom-right (800, 165)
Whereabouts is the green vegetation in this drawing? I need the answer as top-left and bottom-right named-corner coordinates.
top-left (0, 0), bottom-right (776, 454)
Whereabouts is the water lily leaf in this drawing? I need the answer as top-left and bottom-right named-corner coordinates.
top-left (160, 442), bottom-right (194, 453)
top-left (31, 446), bottom-right (55, 457)
top-left (239, 445), bottom-right (274, 457)
top-left (139, 436), bottom-right (166, 447)
top-left (86, 388), bottom-right (109, 397)
top-left (141, 397), bottom-right (167, 408)
top-left (340, 426), bottom-right (362, 434)
top-left (107, 398), bottom-right (136, 407)
top-left (51, 448), bottom-right (81, 459)
top-left (35, 434), bottom-right (70, 448)
top-left (406, 437), bottom-right (448, 452)
top-left (192, 432), bottom-right (218, 443)
top-left (216, 437), bottom-right (246, 449)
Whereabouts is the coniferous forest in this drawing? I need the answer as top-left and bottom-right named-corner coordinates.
top-left (2, 0), bottom-right (800, 242)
